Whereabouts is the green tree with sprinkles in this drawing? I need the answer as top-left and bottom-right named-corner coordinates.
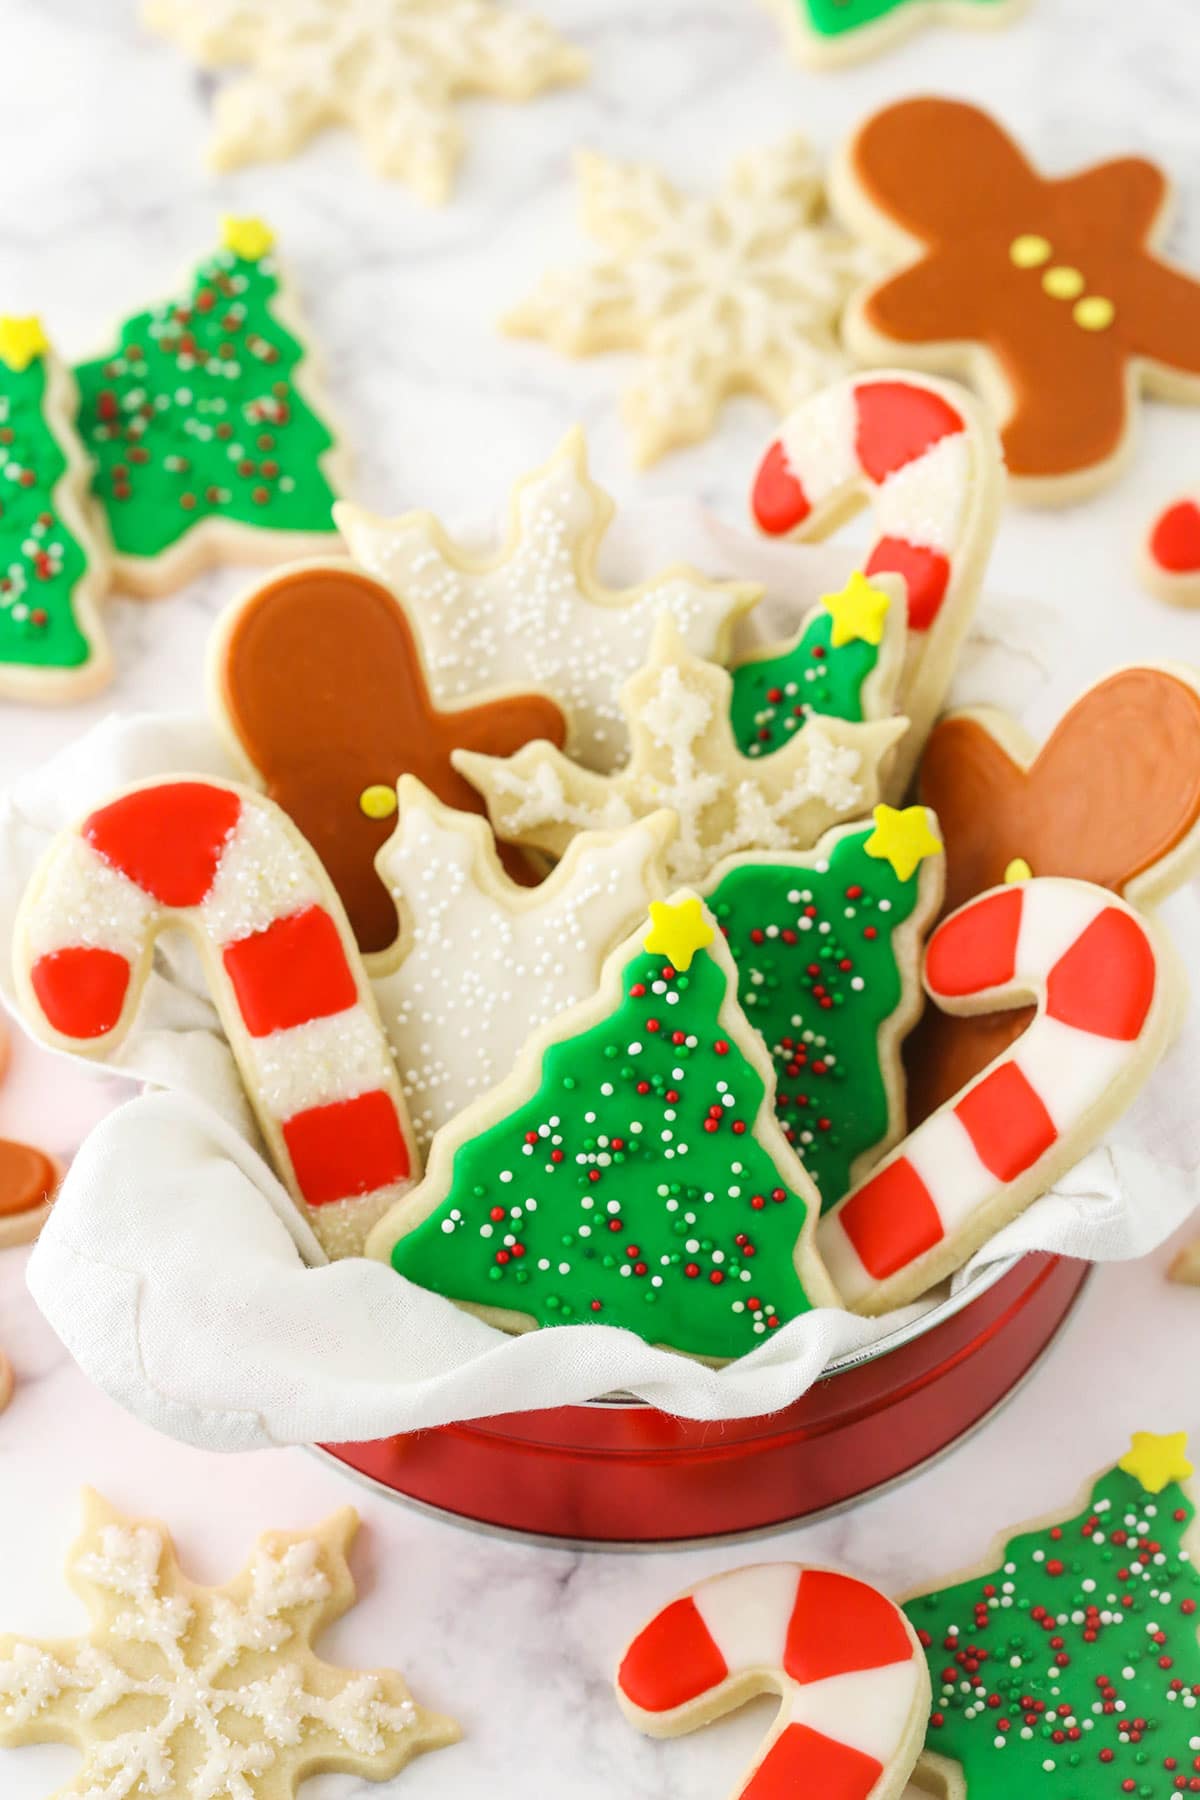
top-left (729, 570), bottom-right (903, 757)
top-left (905, 1432), bottom-right (1200, 1800)
top-left (74, 216), bottom-right (341, 584)
top-left (381, 896), bottom-right (840, 1361)
top-left (705, 804), bottom-right (943, 1213)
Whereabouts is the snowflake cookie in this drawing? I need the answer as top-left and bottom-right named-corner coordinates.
top-left (456, 612), bottom-right (906, 887)
top-left (504, 139), bottom-right (872, 464)
top-left (143, 0), bottom-right (587, 203)
top-left (0, 1491), bottom-right (458, 1800)
top-left (373, 778), bottom-right (676, 1154)
top-left (337, 429), bottom-right (758, 771)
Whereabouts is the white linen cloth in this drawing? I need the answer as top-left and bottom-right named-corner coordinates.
top-left (9, 507), bottom-right (1198, 1449)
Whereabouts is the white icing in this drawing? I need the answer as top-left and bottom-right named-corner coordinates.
top-left (816, 1211), bottom-right (875, 1304)
top-left (692, 1565), bottom-right (799, 1672)
top-left (904, 1110), bottom-right (994, 1232)
top-left (1015, 882), bottom-right (1112, 987)
top-left (0, 1512), bottom-right (420, 1797)
top-left (1013, 1013), bottom-right (1131, 1134)
top-left (23, 838), bottom-right (154, 959)
top-left (508, 138), bottom-right (871, 462)
top-left (778, 378), bottom-right (860, 507)
top-left (144, 0), bottom-right (585, 203)
top-left (876, 431), bottom-right (970, 556)
top-left (786, 1659), bottom-right (920, 1763)
top-left (372, 803), bottom-right (665, 1153)
top-left (247, 1006), bottom-right (397, 1119)
top-left (202, 805), bottom-right (327, 945)
top-left (340, 443), bottom-right (747, 771)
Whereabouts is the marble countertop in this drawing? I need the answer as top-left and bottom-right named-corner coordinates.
top-left (3, 1), bottom-right (1200, 1795)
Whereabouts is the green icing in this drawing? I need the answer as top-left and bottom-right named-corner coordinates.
top-left (729, 605), bottom-right (878, 757)
top-left (804, 0), bottom-right (1008, 37)
top-left (0, 354), bottom-right (93, 672)
top-left (707, 828), bottom-right (925, 1212)
top-left (391, 942), bottom-right (818, 1361)
top-left (74, 246), bottom-right (339, 561)
top-left (905, 1462), bottom-right (1200, 1799)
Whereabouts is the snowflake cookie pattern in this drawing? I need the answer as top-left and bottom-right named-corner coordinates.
top-left (0, 1491), bottom-right (458, 1800)
top-left (905, 1433), bottom-right (1200, 1800)
top-left (457, 613), bottom-right (906, 886)
top-left (504, 139), bottom-right (872, 464)
top-left (337, 429), bottom-right (758, 771)
top-left (143, 0), bottom-right (587, 203)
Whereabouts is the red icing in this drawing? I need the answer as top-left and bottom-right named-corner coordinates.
top-left (282, 1089), bottom-right (411, 1205)
top-left (838, 1159), bottom-right (943, 1277)
top-left (1150, 499), bottom-right (1200, 574)
top-left (751, 439), bottom-right (811, 535)
top-left (865, 536), bottom-right (951, 632)
top-left (926, 886), bottom-right (1023, 998)
top-left (785, 1570), bottom-right (914, 1684)
top-left (84, 782), bottom-right (241, 908)
top-left (742, 1722), bottom-right (883, 1800)
top-left (854, 380), bottom-right (962, 484)
top-left (222, 906), bottom-right (358, 1037)
top-left (1045, 907), bottom-right (1156, 1041)
top-left (954, 1062), bottom-right (1057, 1181)
top-left (30, 947), bottom-right (131, 1040)
top-left (618, 1596), bottom-right (727, 1712)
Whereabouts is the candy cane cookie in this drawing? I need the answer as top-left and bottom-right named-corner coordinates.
top-left (819, 877), bottom-right (1178, 1313)
top-left (1141, 490), bottom-right (1200, 606)
top-left (750, 372), bottom-right (1003, 795)
top-left (13, 777), bottom-right (418, 1259)
top-left (616, 1563), bottom-right (928, 1800)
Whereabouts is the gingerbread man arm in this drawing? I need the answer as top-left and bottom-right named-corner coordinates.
top-left (840, 97), bottom-right (1039, 244)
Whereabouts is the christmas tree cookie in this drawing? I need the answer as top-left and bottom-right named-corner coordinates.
top-left (729, 570), bottom-right (907, 759)
top-left (0, 1490), bottom-right (458, 1798)
top-left (74, 218), bottom-right (345, 596)
top-left (0, 317), bottom-right (112, 702)
top-left (457, 613), bottom-right (906, 887)
top-left (366, 896), bottom-right (842, 1361)
top-left (905, 1433), bottom-right (1200, 1800)
top-left (704, 806), bottom-right (944, 1212)
top-left (767, 0), bottom-right (1029, 70)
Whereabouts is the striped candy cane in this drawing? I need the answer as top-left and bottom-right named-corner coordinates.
top-left (1142, 491), bottom-right (1200, 607)
top-left (819, 877), bottom-right (1174, 1315)
top-left (750, 373), bottom-right (1002, 793)
top-left (616, 1564), bottom-right (928, 1800)
top-left (14, 778), bottom-right (418, 1259)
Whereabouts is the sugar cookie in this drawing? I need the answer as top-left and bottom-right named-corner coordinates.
top-left (0, 1489), bottom-right (458, 1797)
top-left (766, 0), bottom-right (1029, 70)
top-left (367, 896), bottom-right (842, 1362)
top-left (1142, 490), bottom-right (1200, 605)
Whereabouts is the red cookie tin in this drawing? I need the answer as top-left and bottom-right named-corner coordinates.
top-left (320, 1251), bottom-right (1086, 1548)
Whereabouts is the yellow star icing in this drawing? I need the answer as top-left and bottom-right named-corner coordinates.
top-left (823, 571), bottom-right (892, 649)
top-left (221, 215), bottom-right (276, 261)
top-left (864, 804), bottom-right (943, 882)
top-left (643, 897), bottom-right (714, 972)
top-left (1119, 1431), bottom-right (1194, 1495)
top-left (1004, 856), bottom-right (1033, 883)
top-left (0, 316), bottom-right (49, 372)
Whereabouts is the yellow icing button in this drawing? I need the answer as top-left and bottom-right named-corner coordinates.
top-left (1042, 265), bottom-right (1085, 301)
top-left (0, 315), bottom-right (49, 372)
top-left (1004, 857), bottom-right (1033, 883)
top-left (221, 215), bottom-right (275, 261)
top-left (1074, 294), bottom-right (1115, 332)
top-left (359, 784), bottom-right (398, 820)
top-left (1009, 233), bottom-right (1052, 269)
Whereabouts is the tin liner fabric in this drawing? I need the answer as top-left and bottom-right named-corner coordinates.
top-left (6, 510), bottom-right (1198, 1450)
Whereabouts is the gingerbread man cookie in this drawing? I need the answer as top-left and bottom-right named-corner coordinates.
top-left (0, 1017), bottom-right (60, 1250)
top-left (834, 98), bottom-right (1200, 500)
top-left (209, 563), bottom-right (566, 955)
top-left (1142, 490), bottom-right (1200, 606)
top-left (767, 0), bottom-right (1029, 70)
top-left (907, 664), bottom-right (1200, 1121)
top-left (0, 1490), bottom-right (458, 1798)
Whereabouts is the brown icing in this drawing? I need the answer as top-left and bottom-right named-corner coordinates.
top-left (850, 97), bottom-right (1200, 482)
top-left (217, 566), bottom-right (567, 954)
top-left (906, 666), bottom-right (1200, 1120)
top-left (0, 1141), bottom-right (56, 1220)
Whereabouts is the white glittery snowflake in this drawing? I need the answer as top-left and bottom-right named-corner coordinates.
top-left (143, 0), bottom-right (587, 202)
top-left (0, 1491), bottom-right (457, 1800)
top-left (457, 615), bottom-right (906, 885)
top-left (504, 138), bottom-right (876, 463)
